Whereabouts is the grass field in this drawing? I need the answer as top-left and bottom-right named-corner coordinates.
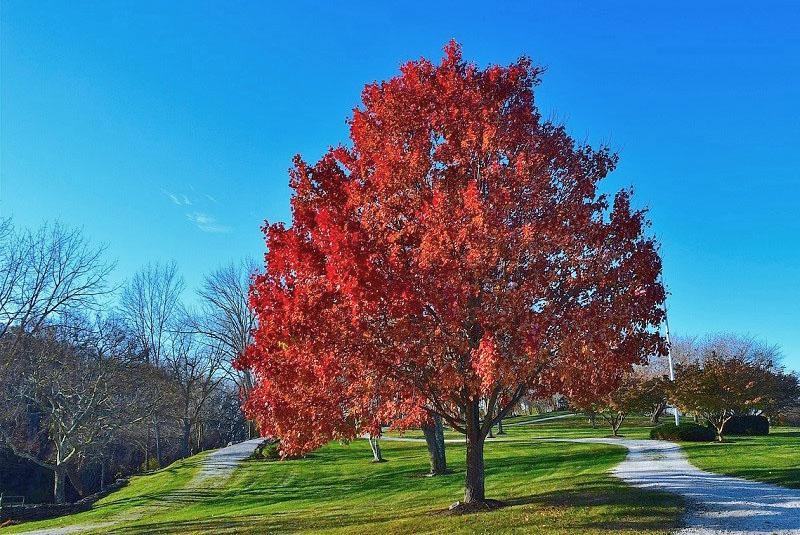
top-left (7, 435), bottom-right (682, 534)
top-left (679, 429), bottom-right (800, 488)
top-left (6, 414), bottom-right (799, 534)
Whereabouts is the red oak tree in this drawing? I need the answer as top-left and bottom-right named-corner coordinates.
top-left (238, 42), bottom-right (665, 506)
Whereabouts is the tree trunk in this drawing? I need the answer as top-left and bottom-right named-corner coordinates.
top-left (145, 427), bottom-right (151, 471)
top-left (53, 466), bottom-right (66, 504)
top-left (496, 418), bottom-right (505, 435)
top-left (422, 414), bottom-right (447, 475)
top-left (610, 412), bottom-right (625, 437)
top-left (66, 465), bottom-right (87, 497)
top-left (100, 461), bottom-right (106, 491)
top-left (196, 420), bottom-right (202, 453)
top-left (650, 401), bottom-right (666, 424)
top-left (588, 412), bottom-right (597, 429)
top-left (368, 434), bottom-right (383, 462)
top-left (182, 417), bottom-right (192, 458)
top-left (464, 400), bottom-right (486, 504)
top-left (714, 422), bottom-right (724, 442)
top-left (435, 414), bottom-right (446, 472)
top-left (154, 419), bottom-right (163, 468)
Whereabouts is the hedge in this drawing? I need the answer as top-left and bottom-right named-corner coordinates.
top-left (722, 415), bottom-right (769, 436)
top-left (650, 422), bottom-right (715, 442)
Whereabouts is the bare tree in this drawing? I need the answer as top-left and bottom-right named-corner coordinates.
top-left (119, 261), bottom-right (184, 467)
top-left (0, 318), bottom-right (149, 503)
top-left (163, 326), bottom-right (226, 458)
top-left (120, 261), bottom-right (184, 367)
top-left (191, 259), bottom-right (258, 436)
top-left (0, 221), bottom-right (112, 352)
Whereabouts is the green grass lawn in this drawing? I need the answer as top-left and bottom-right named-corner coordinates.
top-left (679, 428), bottom-right (800, 488)
top-left (8, 439), bottom-right (682, 534)
top-left (4, 452), bottom-right (208, 533)
top-left (8, 415), bottom-right (798, 534)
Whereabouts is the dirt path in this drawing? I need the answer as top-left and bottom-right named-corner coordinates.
top-left (564, 438), bottom-right (800, 534)
top-left (20, 438), bottom-right (264, 535)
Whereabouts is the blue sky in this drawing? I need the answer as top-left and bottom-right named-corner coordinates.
top-left (1, 2), bottom-right (798, 371)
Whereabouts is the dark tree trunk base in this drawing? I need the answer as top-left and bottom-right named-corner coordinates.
top-left (424, 469), bottom-right (452, 477)
top-left (444, 499), bottom-right (506, 515)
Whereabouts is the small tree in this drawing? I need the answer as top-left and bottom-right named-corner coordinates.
top-left (571, 373), bottom-right (654, 436)
top-left (668, 354), bottom-right (776, 441)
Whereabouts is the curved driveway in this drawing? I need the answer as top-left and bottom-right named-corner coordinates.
top-left (566, 438), bottom-right (800, 534)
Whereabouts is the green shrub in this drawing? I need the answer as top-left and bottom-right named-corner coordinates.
top-left (722, 415), bottom-right (769, 436)
top-left (650, 422), bottom-right (714, 442)
top-left (250, 440), bottom-right (281, 461)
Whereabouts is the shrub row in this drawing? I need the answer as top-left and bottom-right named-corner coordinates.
top-left (650, 415), bottom-right (770, 441)
top-left (650, 422), bottom-right (714, 442)
top-left (722, 415), bottom-right (769, 436)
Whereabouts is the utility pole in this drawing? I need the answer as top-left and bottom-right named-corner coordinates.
top-left (664, 303), bottom-right (680, 425)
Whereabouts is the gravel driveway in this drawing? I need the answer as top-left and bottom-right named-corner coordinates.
top-left (567, 438), bottom-right (800, 534)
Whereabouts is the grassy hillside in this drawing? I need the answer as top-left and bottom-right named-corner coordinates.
top-left (8, 437), bottom-right (681, 534)
top-left (8, 415), bottom-right (798, 534)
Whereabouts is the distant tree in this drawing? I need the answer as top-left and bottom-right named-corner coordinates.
top-left (120, 261), bottom-right (183, 367)
top-left (120, 261), bottom-right (184, 466)
top-left (0, 220), bottom-right (112, 357)
top-left (192, 260), bottom-right (259, 437)
top-left (667, 353), bottom-right (786, 441)
top-left (240, 42), bottom-right (665, 506)
top-left (0, 319), bottom-right (149, 503)
top-left (163, 326), bottom-right (226, 458)
top-left (570, 372), bottom-right (656, 436)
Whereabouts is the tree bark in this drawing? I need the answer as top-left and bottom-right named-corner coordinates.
top-left (66, 465), bottom-right (87, 497)
top-left (422, 413), bottom-right (447, 475)
top-left (145, 427), bottom-right (151, 470)
top-left (154, 418), bottom-right (163, 468)
top-left (182, 417), bottom-right (192, 458)
top-left (650, 401), bottom-right (666, 424)
top-left (53, 466), bottom-right (66, 504)
top-left (368, 434), bottom-right (383, 462)
top-left (464, 400), bottom-right (486, 504)
top-left (496, 418), bottom-right (505, 435)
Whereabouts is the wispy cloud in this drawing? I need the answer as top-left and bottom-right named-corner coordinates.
top-left (162, 189), bottom-right (193, 206)
top-left (186, 211), bottom-right (231, 233)
top-left (161, 187), bottom-right (230, 233)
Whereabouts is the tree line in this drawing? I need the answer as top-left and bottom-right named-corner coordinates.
top-left (0, 219), bottom-right (256, 504)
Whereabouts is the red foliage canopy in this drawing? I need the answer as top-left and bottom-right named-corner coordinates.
top-left (237, 42), bottom-right (665, 499)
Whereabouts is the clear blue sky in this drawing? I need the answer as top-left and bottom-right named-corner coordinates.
top-left (2, 2), bottom-right (798, 371)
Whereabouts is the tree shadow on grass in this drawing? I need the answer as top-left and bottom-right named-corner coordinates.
top-left (504, 483), bottom-right (683, 532)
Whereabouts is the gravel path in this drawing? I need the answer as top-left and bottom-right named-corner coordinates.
top-left (191, 438), bottom-right (264, 485)
top-left (565, 438), bottom-right (800, 534)
top-left (19, 438), bottom-right (264, 534)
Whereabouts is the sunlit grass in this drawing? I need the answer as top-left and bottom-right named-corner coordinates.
top-left (10, 416), bottom-right (798, 534)
top-left (679, 428), bottom-right (800, 488)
